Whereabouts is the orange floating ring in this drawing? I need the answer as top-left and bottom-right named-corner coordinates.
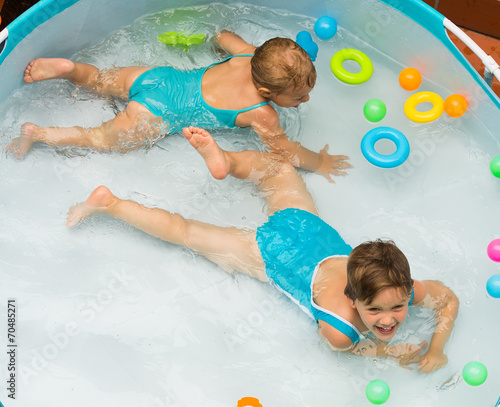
top-left (404, 91), bottom-right (444, 123)
top-left (237, 397), bottom-right (263, 407)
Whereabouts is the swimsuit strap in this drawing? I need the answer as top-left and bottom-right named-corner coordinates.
top-left (205, 54), bottom-right (254, 69)
top-left (408, 286), bottom-right (414, 306)
top-left (224, 55), bottom-right (269, 112)
top-left (314, 308), bottom-right (362, 344)
top-left (202, 54), bottom-right (269, 118)
top-left (235, 101), bottom-right (269, 113)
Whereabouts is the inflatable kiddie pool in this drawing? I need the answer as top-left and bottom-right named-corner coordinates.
top-left (0, 0), bottom-right (499, 406)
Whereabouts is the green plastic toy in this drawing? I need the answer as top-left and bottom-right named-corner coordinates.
top-left (158, 31), bottom-right (206, 52)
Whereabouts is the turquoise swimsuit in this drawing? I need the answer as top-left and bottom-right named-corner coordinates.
top-left (256, 208), bottom-right (414, 344)
top-left (128, 55), bottom-right (268, 134)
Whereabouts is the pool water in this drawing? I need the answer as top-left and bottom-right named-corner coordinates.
top-left (0, 3), bottom-right (499, 406)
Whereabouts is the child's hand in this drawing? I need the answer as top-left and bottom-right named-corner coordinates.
top-left (317, 144), bottom-right (352, 183)
top-left (417, 349), bottom-right (448, 373)
top-left (382, 341), bottom-right (427, 369)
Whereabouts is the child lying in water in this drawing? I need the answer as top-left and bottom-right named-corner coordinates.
top-left (66, 126), bottom-right (459, 373)
top-left (8, 31), bottom-right (349, 182)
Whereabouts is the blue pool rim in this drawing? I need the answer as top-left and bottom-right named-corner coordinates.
top-left (380, 0), bottom-right (500, 110)
top-left (0, 0), bottom-right (79, 62)
top-left (0, 0), bottom-right (499, 109)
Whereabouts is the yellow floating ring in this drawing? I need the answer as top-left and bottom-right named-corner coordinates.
top-left (330, 48), bottom-right (373, 85)
top-left (404, 91), bottom-right (444, 123)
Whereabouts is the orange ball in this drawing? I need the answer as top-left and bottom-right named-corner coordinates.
top-left (444, 94), bottom-right (468, 118)
top-left (399, 67), bottom-right (422, 91)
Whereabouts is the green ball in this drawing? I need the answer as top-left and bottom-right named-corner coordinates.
top-left (462, 361), bottom-right (487, 386)
top-left (490, 155), bottom-right (500, 178)
top-left (363, 99), bottom-right (387, 122)
top-left (365, 379), bottom-right (390, 405)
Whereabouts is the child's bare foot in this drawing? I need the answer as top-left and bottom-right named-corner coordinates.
top-left (182, 126), bottom-right (230, 180)
top-left (66, 185), bottom-right (117, 227)
top-left (24, 58), bottom-right (75, 83)
top-left (6, 123), bottom-right (40, 159)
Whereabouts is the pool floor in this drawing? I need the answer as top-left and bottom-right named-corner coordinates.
top-left (0, 3), bottom-right (499, 406)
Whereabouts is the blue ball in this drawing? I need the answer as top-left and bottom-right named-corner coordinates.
top-left (314, 16), bottom-right (338, 40)
top-left (296, 30), bottom-right (313, 43)
top-left (302, 41), bottom-right (318, 62)
top-left (486, 274), bottom-right (500, 298)
top-left (295, 31), bottom-right (318, 61)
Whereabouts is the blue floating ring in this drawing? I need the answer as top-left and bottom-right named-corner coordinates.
top-left (361, 127), bottom-right (410, 168)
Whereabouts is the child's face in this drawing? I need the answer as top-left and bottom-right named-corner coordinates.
top-left (270, 86), bottom-right (312, 108)
top-left (354, 287), bottom-right (410, 341)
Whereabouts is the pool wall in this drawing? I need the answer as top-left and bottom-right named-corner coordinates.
top-left (0, 0), bottom-right (499, 131)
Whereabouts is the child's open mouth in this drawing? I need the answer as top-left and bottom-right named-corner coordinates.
top-left (375, 325), bottom-right (396, 335)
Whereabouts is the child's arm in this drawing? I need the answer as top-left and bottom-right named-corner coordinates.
top-left (250, 109), bottom-right (351, 182)
top-left (411, 279), bottom-right (460, 373)
top-left (319, 324), bottom-right (428, 367)
top-left (214, 30), bottom-right (256, 55)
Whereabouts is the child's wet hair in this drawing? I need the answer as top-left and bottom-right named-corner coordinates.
top-left (251, 37), bottom-right (316, 94)
top-left (345, 239), bottom-right (413, 304)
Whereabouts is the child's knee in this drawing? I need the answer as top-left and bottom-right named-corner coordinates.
top-left (277, 161), bottom-right (295, 175)
top-left (266, 155), bottom-right (294, 178)
top-left (87, 119), bottom-right (137, 151)
top-left (94, 67), bottom-right (123, 95)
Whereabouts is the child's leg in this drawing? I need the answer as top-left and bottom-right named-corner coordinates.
top-left (66, 186), bottom-right (268, 281)
top-left (10, 59), bottom-right (158, 158)
top-left (183, 126), bottom-right (318, 216)
top-left (24, 58), bottom-right (150, 99)
top-left (7, 101), bottom-right (164, 158)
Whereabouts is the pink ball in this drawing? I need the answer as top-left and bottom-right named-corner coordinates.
top-left (487, 239), bottom-right (500, 262)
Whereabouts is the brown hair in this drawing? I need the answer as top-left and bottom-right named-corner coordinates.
top-left (345, 240), bottom-right (413, 304)
top-left (251, 37), bottom-right (316, 95)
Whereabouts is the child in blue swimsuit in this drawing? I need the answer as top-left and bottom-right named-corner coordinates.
top-left (9, 32), bottom-right (347, 182)
top-left (66, 127), bottom-right (459, 374)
